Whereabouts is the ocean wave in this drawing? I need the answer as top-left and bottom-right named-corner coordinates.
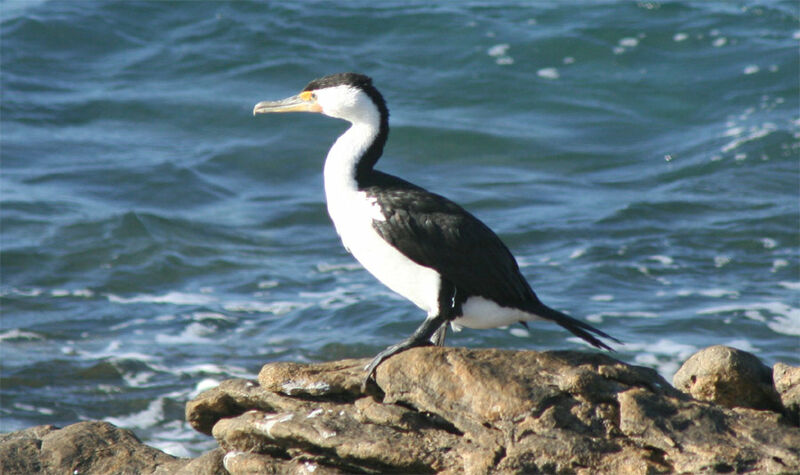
top-left (106, 291), bottom-right (217, 306)
top-left (697, 301), bottom-right (800, 336)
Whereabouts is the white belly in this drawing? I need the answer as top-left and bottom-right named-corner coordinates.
top-left (327, 190), bottom-right (442, 316)
top-left (454, 296), bottom-right (542, 329)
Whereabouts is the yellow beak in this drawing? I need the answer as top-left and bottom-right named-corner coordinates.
top-left (253, 91), bottom-right (321, 115)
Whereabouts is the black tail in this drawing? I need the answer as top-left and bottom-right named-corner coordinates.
top-left (530, 303), bottom-right (621, 351)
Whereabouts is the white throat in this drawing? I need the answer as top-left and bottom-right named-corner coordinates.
top-left (324, 123), bottom-right (377, 191)
top-left (321, 84), bottom-right (382, 202)
top-left (317, 85), bottom-right (382, 197)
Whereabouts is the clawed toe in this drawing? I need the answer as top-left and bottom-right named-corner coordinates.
top-left (360, 339), bottom-right (434, 392)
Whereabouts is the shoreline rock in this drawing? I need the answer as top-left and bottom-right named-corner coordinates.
top-left (2, 346), bottom-right (799, 474)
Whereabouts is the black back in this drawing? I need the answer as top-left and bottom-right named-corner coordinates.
top-left (361, 171), bottom-right (541, 312)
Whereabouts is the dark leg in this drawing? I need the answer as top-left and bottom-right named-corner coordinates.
top-left (363, 312), bottom-right (447, 383)
top-left (363, 280), bottom-right (460, 386)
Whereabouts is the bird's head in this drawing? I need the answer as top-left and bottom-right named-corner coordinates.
top-left (253, 72), bottom-right (387, 126)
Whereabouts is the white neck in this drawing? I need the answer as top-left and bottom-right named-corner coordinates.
top-left (323, 119), bottom-right (379, 194)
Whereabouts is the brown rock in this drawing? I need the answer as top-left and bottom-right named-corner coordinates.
top-left (189, 347), bottom-right (800, 474)
top-left (0, 425), bottom-right (56, 474)
top-left (0, 421), bottom-right (230, 475)
top-left (774, 362), bottom-right (800, 425)
top-left (1, 421), bottom-right (182, 475)
top-left (185, 378), bottom-right (309, 436)
top-left (5, 347), bottom-right (799, 473)
top-left (156, 447), bottom-right (227, 475)
top-left (257, 358), bottom-right (366, 398)
top-left (672, 345), bottom-right (783, 412)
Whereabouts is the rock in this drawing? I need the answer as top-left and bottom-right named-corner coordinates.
top-left (672, 345), bottom-right (783, 412)
top-left (4, 347), bottom-right (799, 473)
top-left (188, 347), bottom-right (800, 474)
top-left (774, 362), bottom-right (800, 425)
top-left (0, 421), bottom-right (226, 475)
top-left (0, 422), bottom-right (176, 475)
top-left (0, 425), bottom-right (53, 474)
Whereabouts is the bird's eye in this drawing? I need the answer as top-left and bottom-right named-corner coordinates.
top-left (311, 92), bottom-right (317, 100)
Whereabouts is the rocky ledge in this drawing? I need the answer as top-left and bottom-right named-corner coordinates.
top-left (2, 345), bottom-right (799, 474)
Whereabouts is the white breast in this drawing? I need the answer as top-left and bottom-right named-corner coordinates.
top-left (329, 190), bottom-right (442, 315)
top-left (323, 122), bottom-right (442, 316)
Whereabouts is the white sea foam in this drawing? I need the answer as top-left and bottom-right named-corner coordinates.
top-left (258, 280), bottom-right (279, 289)
top-left (771, 259), bottom-right (788, 273)
top-left (714, 256), bottom-right (730, 268)
top-left (697, 301), bottom-right (800, 336)
top-left (152, 441), bottom-right (193, 458)
top-left (509, 327), bottom-right (529, 338)
top-left (122, 370), bottom-right (155, 387)
top-left (586, 311), bottom-right (658, 323)
top-left (104, 398), bottom-right (164, 429)
top-left (743, 65), bottom-right (760, 75)
top-left (10, 287), bottom-right (43, 297)
top-left (689, 288), bottom-right (740, 298)
top-left (537, 67), bottom-right (559, 79)
top-left (223, 300), bottom-right (309, 315)
top-left (155, 322), bottom-right (216, 345)
top-left (712, 37), bottom-right (727, 47)
top-left (14, 402), bottom-right (55, 415)
top-left (487, 43), bottom-right (509, 57)
top-left (702, 289), bottom-right (738, 298)
top-left (760, 237), bottom-right (777, 249)
top-left (590, 294), bottom-right (614, 302)
top-left (299, 287), bottom-right (360, 310)
top-left (315, 262), bottom-right (362, 273)
top-left (648, 255), bottom-right (674, 265)
top-left (569, 248), bottom-right (586, 259)
top-left (144, 419), bottom-right (206, 458)
top-left (0, 329), bottom-right (44, 341)
top-left (628, 338), bottom-right (698, 380)
top-left (191, 311), bottom-right (232, 322)
top-left (744, 310), bottom-right (766, 322)
top-left (189, 378), bottom-right (222, 399)
top-left (170, 363), bottom-right (254, 380)
top-left (721, 124), bottom-right (775, 153)
top-left (109, 317), bottom-right (148, 331)
top-left (618, 37), bottom-right (639, 48)
top-left (769, 316), bottom-right (800, 336)
top-left (84, 340), bottom-right (160, 364)
top-left (673, 32), bottom-right (689, 42)
top-left (779, 281), bottom-right (800, 290)
top-left (107, 291), bottom-right (216, 306)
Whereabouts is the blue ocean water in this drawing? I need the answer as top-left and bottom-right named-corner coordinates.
top-left (1, 0), bottom-right (798, 456)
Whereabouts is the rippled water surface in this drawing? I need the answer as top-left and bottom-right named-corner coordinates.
top-left (2, 1), bottom-right (798, 456)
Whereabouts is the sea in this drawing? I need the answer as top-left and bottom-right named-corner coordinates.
top-left (2, 0), bottom-right (798, 457)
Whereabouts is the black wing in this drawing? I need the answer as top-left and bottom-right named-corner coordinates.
top-left (361, 171), bottom-right (539, 309)
top-left (361, 171), bottom-right (620, 350)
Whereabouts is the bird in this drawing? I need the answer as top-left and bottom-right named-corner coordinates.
top-left (253, 72), bottom-right (619, 382)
